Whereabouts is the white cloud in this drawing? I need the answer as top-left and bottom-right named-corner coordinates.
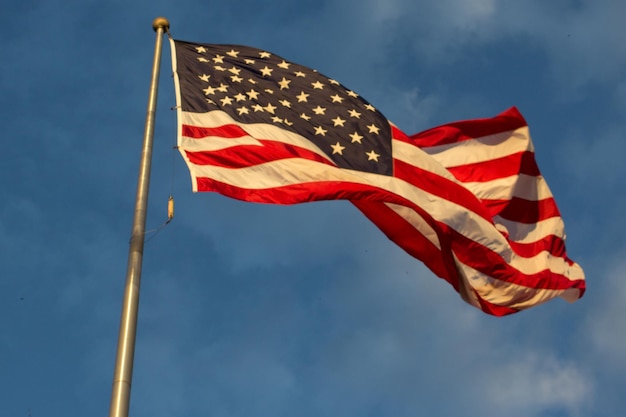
top-left (484, 352), bottom-right (592, 417)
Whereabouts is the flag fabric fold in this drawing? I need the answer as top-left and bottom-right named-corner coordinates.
top-left (169, 38), bottom-right (585, 316)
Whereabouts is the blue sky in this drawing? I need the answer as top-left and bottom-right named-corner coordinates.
top-left (1, 0), bottom-right (625, 416)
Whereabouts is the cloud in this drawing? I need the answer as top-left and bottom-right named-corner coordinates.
top-left (483, 353), bottom-right (592, 417)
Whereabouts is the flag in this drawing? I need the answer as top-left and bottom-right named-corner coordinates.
top-left (169, 38), bottom-right (585, 316)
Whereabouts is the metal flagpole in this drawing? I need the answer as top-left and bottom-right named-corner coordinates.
top-left (108, 17), bottom-right (170, 417)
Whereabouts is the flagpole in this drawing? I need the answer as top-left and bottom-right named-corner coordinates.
top-left (108, 17), bottom-right (169, 417)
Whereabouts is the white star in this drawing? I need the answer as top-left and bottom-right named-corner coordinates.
top-left (259, 51), bottom-right (272, 58)
top-left (300, 113), bottom-right (311, 121)
top-left (214, 65), bottom-right (226, 72)
top-left (330, 94), bottom-right (343, 103)
top-left (312, 105), bottom-right (326, 115)
top-left (216, 83), bottom-right (229, 93)
top-left (246, 89), bottom-right (260, 100)
top-left (284, 119), bottom-right (293, 126)
top-left (365, 104), bottom-right (376, 111)
top-left (332, 116), bottom-right (346, 127)
top-left (212, 55), bottom-right (224, 63)
top-left (226, 49), bottom-right (239, 57)
top-left (329, 79), bottom-right (340, 85)
top-left (294, 71), bottom-right (306, 77)
top-left (203, 86), bottom-right (216, 95)
top-left (279, 99), bottom-right (291, 108)
top-left (277, 60), bottom-right (290, 69)
top-left (348, 109), bottom-right (361, 118)
top-left (272, 116), bottom-right (283, 123)
top-left (234, 93), bottom-right (247, 101)
top-left (347, 90), bottom-right (359, 98)
top-left (260, 66), bottom-right (273, 77)
top-left (349, 132), bottom-right (363, 144)
top-left (366, 150), bottom-right (380, 161)
top-left (197, 57), bottom-right (209, 63)
top-left (220, 96), bottom-right (233, 106)
top-left (195, 46), bottom-right (207, 53)
top-left (367, 124), bottom-right (380, 134)
top-left (252, 104), bottom-right (264, 112)
top-left (278, 77), bottom-right (291, 90)
top-left (311, 81), bottom-right (324, 89)
top-left (198, 74), bottom-right (211, 82)
top-left (331, 142), bottom-right (346, 155)
top-left (237, 106), bottom-right (250, 115)
top-left (228, 67), bottom-right (241, 75)
top-left (264, 103), bottom-right (277, 114)
top-left (248, 78), bottom-right (258, 84)
top-left (314, 126), bottom-right (328, 136)
top-left (296, 91), bottom-right (310, 102)
top-left (230, 75), bottom-right (243, 83)
top-left (245, 59), bottom-right (256, 65)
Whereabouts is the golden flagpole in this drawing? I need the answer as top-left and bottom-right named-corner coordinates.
top-left (108, 17), bottom-right (169, 417)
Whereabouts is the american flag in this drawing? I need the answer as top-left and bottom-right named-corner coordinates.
top-left (170, 39), bottom-right (585, 316)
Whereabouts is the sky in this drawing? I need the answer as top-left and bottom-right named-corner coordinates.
top-left (1, 0), bottom-right (625, 416)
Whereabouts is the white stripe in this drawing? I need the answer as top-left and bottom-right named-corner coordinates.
top-left (511, 250), bottom-right (584, 279)
top-left (188, 158), bottom-right (579, 278)
top-left (422, 127), bottom-right (534, 168)
top-left (462, 174), bottom-right (554, 202)
top-left (494, 216), bottom-right (566, 243)
top-left (455, 257), bottom-right (583, 309)
top-left (181, 135), bottom-right (264, 152)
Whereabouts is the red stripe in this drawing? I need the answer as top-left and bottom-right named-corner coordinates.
top-left (196, 176), bottom-right (411, 206)
top-left (445, 151), bottom-right (540, 182)
top-left (183, 124), bottom-right (249, 139)
top-left (184, 140), bottom-right (334, 168)
top-left (478, 195), bottom-right (559, 223)
top-left (493, 197), bottom-right (561, 224)
top-left (508, 235), bottom-right (566, 258)
top-left (408, 107), bottom-right (527, 147)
